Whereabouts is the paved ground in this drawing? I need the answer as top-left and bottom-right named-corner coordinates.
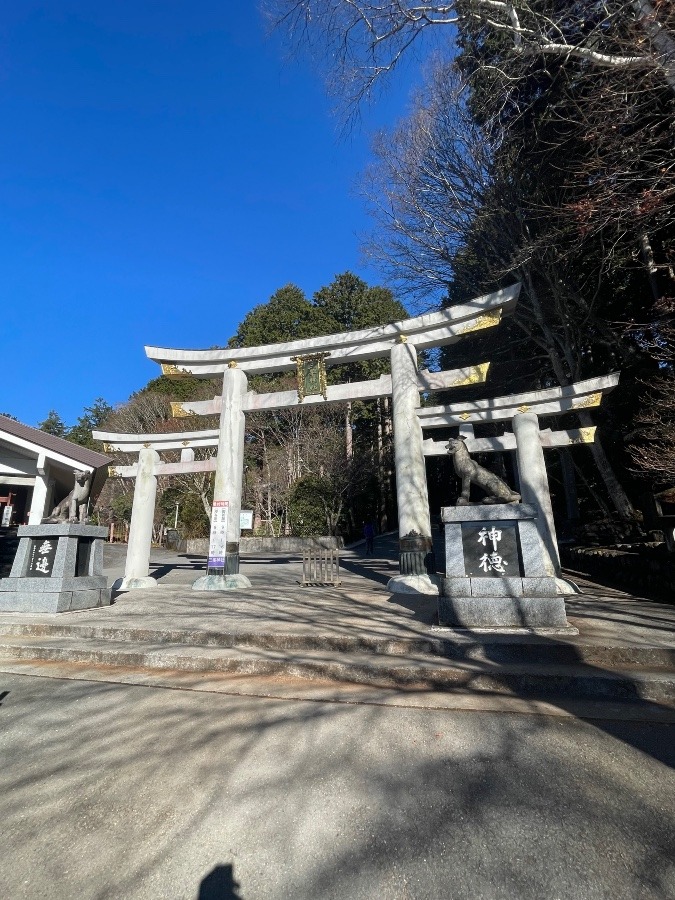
top-left (1, 534), bottom-right (674, 715)
top-left (1, 537), bottom-right (673, 899)
top-left (1, 671), bottom-right (673, 900)
top-left (99, 536), bottom-right (675, 652)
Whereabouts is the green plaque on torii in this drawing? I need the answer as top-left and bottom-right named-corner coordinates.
top-left (291, 353), bottom-right (329, 402)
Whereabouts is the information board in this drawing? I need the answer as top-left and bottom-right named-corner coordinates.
top-left (240, 510), bottom-right (253, 530)
top-left (207, 500), bottom-right (229, 568)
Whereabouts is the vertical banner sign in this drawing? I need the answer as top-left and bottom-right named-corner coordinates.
top-left (207, 500), bottom-right (229, 569)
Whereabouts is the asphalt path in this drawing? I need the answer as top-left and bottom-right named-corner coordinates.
top-left (1, 672), bottom-right (673, 900)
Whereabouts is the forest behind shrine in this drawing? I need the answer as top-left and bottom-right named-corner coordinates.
top-left (37, 1), bottom-right (674, 541)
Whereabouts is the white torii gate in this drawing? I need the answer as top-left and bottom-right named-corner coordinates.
top-left (95, 363), bottom-right (493, 592)
top-left (95, 285), bottom-right (520, 592)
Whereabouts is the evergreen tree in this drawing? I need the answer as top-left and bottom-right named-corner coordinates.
top-left (228, 284), bottom-right (333, 348)
top-left (38, 410), bottom-right (67, 437)
top-left (68, 398), bottom-right (114, 449)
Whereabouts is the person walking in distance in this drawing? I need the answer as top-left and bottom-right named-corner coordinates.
top-left (363, 520), bottom-right (375, 555)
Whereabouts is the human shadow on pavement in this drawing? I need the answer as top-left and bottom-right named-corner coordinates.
top-left (198, 863), bottom-right (242, 899)
top-left (0, 690), bottom-right (8, 706)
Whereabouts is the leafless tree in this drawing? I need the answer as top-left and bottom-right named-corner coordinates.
top-left (363, 62), bottom-right (639, 516)
top-left (269, 1), bottom-right (675, 105)
top-left (629, 375), bottom-right (675, 484)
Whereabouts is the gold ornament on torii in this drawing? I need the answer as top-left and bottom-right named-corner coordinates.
top-left (290, 353), bottom-right (329, 403)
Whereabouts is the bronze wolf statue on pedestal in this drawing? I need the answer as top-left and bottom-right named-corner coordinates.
top-left (446, 437), bottom-right (520, 505)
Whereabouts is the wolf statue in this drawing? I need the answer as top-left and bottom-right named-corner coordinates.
top-left (446, 437), bottom-right (520, 506)
top-left (43, 470), bottom-right (92, 523)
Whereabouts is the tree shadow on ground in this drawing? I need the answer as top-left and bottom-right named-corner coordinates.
top-left (0, 674), bottom-right (672, 900)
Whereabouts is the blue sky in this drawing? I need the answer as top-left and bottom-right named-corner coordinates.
top-left (0, 1), bottom-right (417, 427)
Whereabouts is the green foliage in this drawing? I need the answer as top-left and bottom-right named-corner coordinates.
top-left (141, 375), bottom-right (212, 401)
top-left (38, 410), bottom-right (67, 437)
top-left (158, 486), bottom-right (210, 538)
top-left (176, 493), bottom-right (210, 538)
top-left (110, 493), bottom-right (133, 522)
top-left (229, 284), bottom-right (333, 348)
top-left (313, 271), bottom-right (406, 332)
top-left (288, 476), bottom-right (333, 535)
top-left (313, 271), bottom-right (408, 384)
top-left (67, 398), bottom-right (114, 448)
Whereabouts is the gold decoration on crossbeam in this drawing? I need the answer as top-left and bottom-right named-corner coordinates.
top-left (227, 360), bottom-right (238, 368)
top-left (108, 466), bottom-right (119, 478)
top-left (170, 402), bottom-right (197, 419)
top-left (450, 362), bottom-right (490, 387)
top-left (161, 363), bottom-right (192, 378)
top-left (459, 412), bottom-right (472, 421)
top-left (458, 309), bottom-right (502, 334)
top-left (290, 352), bottom-right (329, 403)
top-left (517, 404), bottom-right (531, 413)
top-left (572, 392), bottom-right (602, 409)
top-left (182, 440), bottom-right (191, 446)
top-left (568, 427), bottom-right (596, 445)
top-left (396, 334), bottom-right (408, 344)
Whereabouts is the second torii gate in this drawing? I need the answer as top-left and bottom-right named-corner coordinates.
top-left (419, 373), bottom-right (620, 579)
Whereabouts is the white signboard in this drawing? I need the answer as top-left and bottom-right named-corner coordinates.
top-left (207, 500), bottom-right (229, 568)
top-left (240, 510), bottom-right (253, 530)
top-left (1, 505), bottom-right (12, 527)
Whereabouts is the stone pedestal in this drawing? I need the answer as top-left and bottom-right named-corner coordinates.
top-left (439, 505), bottom-right (575, 632)
top-left (0, 524), bottom-right (110, 613)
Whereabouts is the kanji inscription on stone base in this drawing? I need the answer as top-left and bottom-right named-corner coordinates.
top-left (461, 523), bottom-right (522, 578)
top-left (27, 538), bottom-right (58, 578)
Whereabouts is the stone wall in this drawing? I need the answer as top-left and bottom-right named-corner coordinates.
top-left (561, 543), bottom-right (674, 600)
top-left (184, 535), bottom-right (344, 555)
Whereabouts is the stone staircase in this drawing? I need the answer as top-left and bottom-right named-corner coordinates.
top-left (0, 618), bottom-right (673, 707)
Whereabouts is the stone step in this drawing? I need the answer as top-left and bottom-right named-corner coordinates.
top-left (0, 634), bottom-right (673, 705)
top-left (0, 620), bottom-right (671, 670)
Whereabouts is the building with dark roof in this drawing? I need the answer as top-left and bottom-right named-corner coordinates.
top-left (0, 415), bottom-right (111, 526)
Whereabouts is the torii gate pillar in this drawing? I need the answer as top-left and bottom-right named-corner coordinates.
top-left (113, 447), bottom-right (160, 592)
top-left (387, 338), bottom-right (437, 595)
top-left (193, 364), bottom-right (251, 591)
top-left (513, 412), bottom-right (561, 576)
